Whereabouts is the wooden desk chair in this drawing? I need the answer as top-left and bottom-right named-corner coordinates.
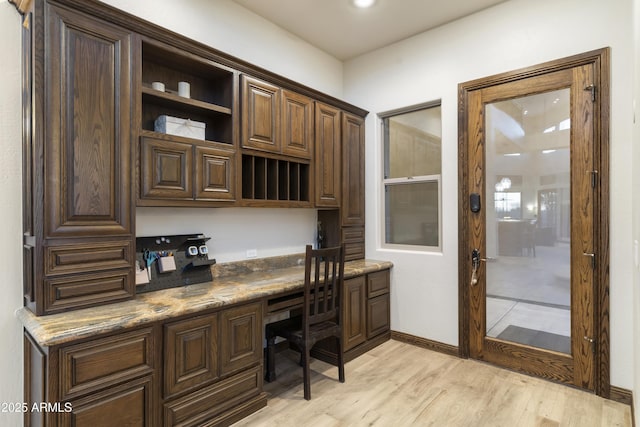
top-left (265, 244), bottom-right (345, 400)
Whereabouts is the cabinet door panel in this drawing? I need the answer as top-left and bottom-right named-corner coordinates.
top-left (341, 112), bottom-right (365, 226)
top-left (164, 314), bottom-right (219, 398)
top-left (220, 303), bottom-right (262, 376)
top-left (343, 276), bottom-right (366, 351)
top-left (45, 4), bottom-right (132, 237)
top-left (242, 76), bottom-right (280, 153)
top-left (195, 146), bottom-right (235, 201)
top-left (141, 137), bottom-right (193, 199)
top-left (367, 294), bottom-right (390, 339)
top-left (281, 90), bottom-right (314, 159)
top-left (315, 102), bottom-right (341, 207)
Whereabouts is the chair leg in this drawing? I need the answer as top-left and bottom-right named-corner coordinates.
top-left (265, 335), bottom-right (277, 382)
top-left (336, 336), bottom-right (345, 383)
top-left (302, 347), bottom-right (311, 400)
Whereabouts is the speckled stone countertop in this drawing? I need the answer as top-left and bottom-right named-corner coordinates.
top-left (17, 255), bottom-right (392, 347)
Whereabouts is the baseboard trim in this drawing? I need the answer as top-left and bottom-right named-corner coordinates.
top-left (390, 330), bottom-right (459, 357)
top-left (610, 386), bottom-right (635, 426)
top-left (610, 386), bottom-right (633, 406)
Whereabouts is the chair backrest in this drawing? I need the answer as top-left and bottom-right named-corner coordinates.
top-left (302, 244), bottom-right (345, 332)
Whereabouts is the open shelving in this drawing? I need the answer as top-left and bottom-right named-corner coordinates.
top-left (141, 39), bottom-right (235, 145)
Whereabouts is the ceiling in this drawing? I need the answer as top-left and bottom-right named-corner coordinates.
top-left (232, 0), bottom-right (508, 60)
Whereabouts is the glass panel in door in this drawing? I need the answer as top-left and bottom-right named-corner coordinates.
top-left (484, 89), bottom-right (571, 354)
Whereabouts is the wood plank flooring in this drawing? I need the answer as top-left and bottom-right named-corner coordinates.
top-left (232, 340), bottom-right (631, 426)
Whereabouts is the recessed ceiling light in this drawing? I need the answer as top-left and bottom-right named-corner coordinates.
top-left (352, 0), bottom-right (376, 8)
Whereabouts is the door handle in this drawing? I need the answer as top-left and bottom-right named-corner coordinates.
top-left (471, 249), bottom-right (480, 286)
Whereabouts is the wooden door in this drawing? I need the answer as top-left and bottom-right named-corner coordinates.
top-left (281, 89), bottom-right (314, 159)
top-left (459, 49), bottom-right (610, 394)
top-left (241, 75), bottom-right (280, 153)
top-left (315, 102), bottom-right (341, 207)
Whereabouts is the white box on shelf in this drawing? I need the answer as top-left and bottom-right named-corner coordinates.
top-left (154, 115), bottom-right (206, 140)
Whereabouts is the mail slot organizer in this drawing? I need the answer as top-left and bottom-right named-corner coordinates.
top-left (135, 233), bottom-right (216, 294)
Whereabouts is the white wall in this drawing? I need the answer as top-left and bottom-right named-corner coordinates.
top-left (0, 1), bottom-right (342, 425)
top-left (344, 0), bottom-right (636, 389)
top-left (0, 3), bottom-right (25, 426)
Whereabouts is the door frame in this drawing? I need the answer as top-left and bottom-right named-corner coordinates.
top-left (457, 48), bottom-right (610, 397)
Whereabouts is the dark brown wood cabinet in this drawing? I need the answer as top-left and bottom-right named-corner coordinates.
top-left (140, 136), bottom-right (236, 203)
top-left (343, 276), bottom-right (367, 351)
top-left (59, 376), bottom-right (155, 427)
top-left (25, 302), bottom-right (266, 427)
top-left (138, 38), bottom-right (237, 206)
top-left (195, 145), bottom-right (236, 201)
top-left (341, 112), bottom-right (366, 260)
top-left (25, 326), bottom-right (159, 427)
top-left (141, 137), bottom-right (193, 200)
top-left (366, 270), bottom-right (391, 338)
top-left (240, 76), bottom-right (314, 205)
top-left (313, 269), bottom-right (390, 363)
top-left (281, 89), bottom-right (314, 159)
top-left (164, 314), bottom-right (219, 398)
top-left (241, 75), bottom-right (281, 153)
top-left (220, 302), bottom-right (263, 376)
top-left (315, 102), bottom-right (342, 207)
top-left (24, 0), bottom-right (136, 315)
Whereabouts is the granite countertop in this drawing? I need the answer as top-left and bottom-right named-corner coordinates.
top-left (17, 257), bottom-right (392, 347)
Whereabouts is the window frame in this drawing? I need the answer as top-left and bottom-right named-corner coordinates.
top-left (379, 101), bottom-right (443, 252)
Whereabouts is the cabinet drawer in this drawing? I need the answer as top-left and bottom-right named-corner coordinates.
top-left (342, 227), bottom-right (364, 261)
top-left (367, 270), bottom-right (390, 298)
top-left (45, 270), bottom-right (133, 313)
top-left (164, 313), bottom-right (219, 398)
top-left (59, 375), bottom-right (155, 427)
top-left (45, 240), bottom-right (132, 276)
top-left (163, 365), bottom-right (262, 427)
top-left (59, 328), bottom-right (155, 400)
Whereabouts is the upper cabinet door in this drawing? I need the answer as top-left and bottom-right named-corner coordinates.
top-left (341, 112), bottom-right (365, 226)
top-left (241, 75), bottom-right (281, 153)
top-left (314, 102), bottom-right (341, 207)
top-left (281, 89), bottom-right (314, 159)
top-left (45, 5), bottom-right (132, 237)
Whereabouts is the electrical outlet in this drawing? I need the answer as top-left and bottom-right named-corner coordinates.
top-left (246, 249), bottom-right (257, 258)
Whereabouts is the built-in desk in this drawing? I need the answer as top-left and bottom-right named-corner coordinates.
top-left (17, 255), bottom-right (392, 426)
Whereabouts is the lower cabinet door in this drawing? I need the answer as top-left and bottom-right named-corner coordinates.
top-left (220, 302), bottom-right (262, 376)
top-left (343, 276), bottom-right (366, 351)
top-left (60, 376), bottom-right (155, 427)
top-left (164, 313), bottom-right (219, 398)
top-left (367, 293), bottom-right (390, 338)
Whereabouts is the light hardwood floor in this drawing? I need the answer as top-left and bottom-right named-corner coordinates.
top-left (233, 340), bottom-right (632, 427)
